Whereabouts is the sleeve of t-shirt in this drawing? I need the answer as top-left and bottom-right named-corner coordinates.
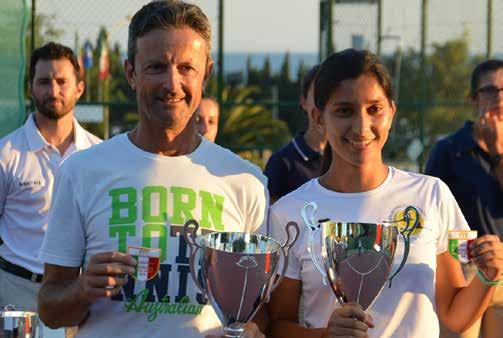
top-left (243, 172), bottom-right (270, 236)
top-left (435, 179), bottom-right (470, 255)
top-left (264, 153), bottom-right (288, 202)
top-left (39, 165), bottom-right (85, 267)
top-left (268, 205), bottom-right (301, 280)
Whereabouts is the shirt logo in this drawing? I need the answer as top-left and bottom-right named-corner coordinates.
top-left (388, 205), bottom-right (425, 237)
top-left (18, 180), bottom-right (42, 187)
top-left (127, 246), bottom-right (161, 281)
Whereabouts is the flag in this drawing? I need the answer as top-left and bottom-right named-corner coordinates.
top-left (99, 40), bottom-right (110, 81)
top-left (83, 41), bottom-right (93, 70)
top-left (74, 33), bottom-right (85, 79)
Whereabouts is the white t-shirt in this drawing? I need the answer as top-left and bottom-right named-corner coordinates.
top-left (269, 167), bottom-right (469, 338)
top-left (39, 133), bottom-right (269, 338)
top-left (0, 114), bottom-right (101, 274)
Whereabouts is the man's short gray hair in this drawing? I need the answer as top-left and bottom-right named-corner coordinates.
top-left (127, 0), bottom-right (212, 67)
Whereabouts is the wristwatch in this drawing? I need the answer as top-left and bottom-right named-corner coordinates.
top-left (490, 153), bottom-right (503, 166)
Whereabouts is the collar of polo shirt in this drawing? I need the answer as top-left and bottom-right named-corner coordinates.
top-left (24, 114), bottom-right (95, 152)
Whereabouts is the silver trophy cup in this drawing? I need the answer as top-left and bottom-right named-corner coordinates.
top-left (0, 305), bottom-right (42, 338)
top-left (183, 220), bottom-right (299, 337)
top-left (304, 202), bottom-right (418, 310)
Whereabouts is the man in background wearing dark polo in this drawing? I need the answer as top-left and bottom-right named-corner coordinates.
top-left (264, 65), bottom-right (326, 204)
top-left (426, 59), bottom-right (503, 338)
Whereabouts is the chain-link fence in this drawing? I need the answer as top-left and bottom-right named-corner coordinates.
top-left (330, 0), bottom-right (498, 171)
top-left (18, 0), bottom-right (503, 169)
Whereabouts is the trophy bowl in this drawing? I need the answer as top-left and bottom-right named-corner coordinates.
top-left (304, 202), bottom-right (417, 311)
top-left (0, 305), bottom-right (42, 338)
top-left (317, 220), bottom-right (399, 310)
top-left (183, 220), bottom-right (299, 338)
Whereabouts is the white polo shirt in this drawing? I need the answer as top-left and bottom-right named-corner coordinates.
top-left (0, 114), bottom-right (101, 274)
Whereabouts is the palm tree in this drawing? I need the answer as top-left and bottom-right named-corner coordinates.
top-left (218, 85), bottom-right (291, 167)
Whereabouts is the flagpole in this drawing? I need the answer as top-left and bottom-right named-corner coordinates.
top-left (83, 41), bottom-right (93, 102)
top-left (99, 34), bottom-right (110, 139)
top-left (86, 71), bottom-right (91, 102)
top-left (98, 76), bottom-right (102, 105)
top-left (103, 78), bottom-right (109, 139)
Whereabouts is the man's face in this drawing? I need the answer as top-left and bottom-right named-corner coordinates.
top-left (125, 27), bottom-right (213, 132)
top-left (474, 69), bottom-right (503, 117)
top-left (30, 59), bottom-right (84, 120)
top-left (196, 98), bottom-right (219, 142)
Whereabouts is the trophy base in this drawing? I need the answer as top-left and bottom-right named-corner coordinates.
top-left (223, 323), bottom-right (245, 337)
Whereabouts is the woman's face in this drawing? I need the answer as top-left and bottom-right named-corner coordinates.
top-left (315, 74), bottom-right (395, 168)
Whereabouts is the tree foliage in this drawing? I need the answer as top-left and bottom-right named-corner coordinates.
top-left (217, 85), bottom-right (291, 167)
top-left (26, 13), bottom-right (63, 48)
top-left (27, 14), bottom-right (488, 166)
top-left (218, 85), bottom-right (291, 150)
top-left (383, 33), bottom-right (484, 161)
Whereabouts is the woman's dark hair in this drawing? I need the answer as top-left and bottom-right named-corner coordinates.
top-left (315, 49), bottom-right (393, 174)
top-left (300, 64), bottom-right (320, 100)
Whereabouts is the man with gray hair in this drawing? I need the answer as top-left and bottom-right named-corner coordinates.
top-left (38, 2), bottom-right (268, 337)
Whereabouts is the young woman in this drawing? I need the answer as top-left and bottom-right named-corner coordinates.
top-left (267, 49), bottom-right (503, 338)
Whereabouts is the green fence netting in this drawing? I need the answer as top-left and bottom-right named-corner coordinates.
top-left (0, 0), bottom-right (28, 137)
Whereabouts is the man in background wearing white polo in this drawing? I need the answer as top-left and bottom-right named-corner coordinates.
top-left (0, 42), bottom-right (101, 311)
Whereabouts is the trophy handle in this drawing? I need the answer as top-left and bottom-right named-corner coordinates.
top-left (183, 219), bottom-right (206, 295)
top-left (38, 316), bottom-right (44, 338)
top-left (302, 202), bottom-right (328, 286)
top-left (388, 206), bottom-right (420, 287)
top-left (270, 221), bottom-right (300, 293)
top-left (301, 202), bottom-right (318, 231)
